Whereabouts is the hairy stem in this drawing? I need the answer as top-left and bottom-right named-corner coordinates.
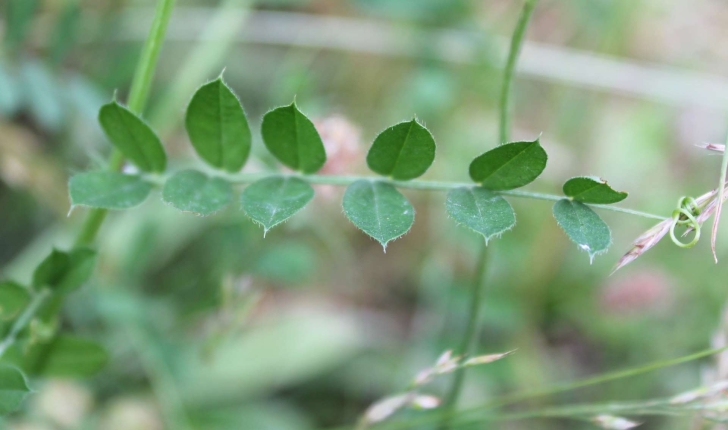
top-left (75, 0), bottom-right (177, 246)
top-left (214, 172), bottom-right (666, 220)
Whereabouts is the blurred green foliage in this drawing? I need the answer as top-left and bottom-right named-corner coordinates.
top-left (3, 0), bottom-right (728, 429)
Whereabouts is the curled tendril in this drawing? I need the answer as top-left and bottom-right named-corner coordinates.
top-left (669, 196), bottom-right (701, 248)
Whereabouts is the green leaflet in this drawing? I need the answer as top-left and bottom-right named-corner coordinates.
top-left (446, 187), bottom-right (516, 244)
top-left (98, 100), bottom-right (166, 172)
top-left (0, 282), bottom-right (31, 321)
top-left (261, 102), bottom-right (326, 174)
top-left (241, 176), bottom-right (314, 234)
top-left (185, 77), bottom-right (252, 172)
top-left (343, 180), bottom-right (415, 250)
top-left (553, 199), bottom-right (612, 263)
top-left (563, 176), bottom-right (627, 204)
top-left (367, 119), bottom-right (436, 180)
top-left (32, 248), bottom-right (96, 295)
top-left (5, 335), bottom-right (108, 378)
top-left (69, 171), bottom-right (153, 210)
top-left (469, 139), bottom-right (547, 190)
top-left (162, 170), bottom-right (233, 216)
top-left (0, 366), bottom-right (30, 416)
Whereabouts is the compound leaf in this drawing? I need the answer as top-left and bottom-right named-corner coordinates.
top-left (32, 248), bottom-right (96, 295)
top-left (162, 170), bottom-right (233, 216)
top-left (367, 119), bottom-right (436, 180)
top-left (553, 199), bottom-right (611, 263)
top-left (98, 100), bottom-right (166, 172)
top-left (563, 176), bottom-right (627, 204)
top-left (185, 77), bottom-right (252, 172)
top-left (0, 282), bottom-right (31, 322)
top-left (261, 102), bottom-right (326, 173)
top-left (469, 139), bottom-right (547, 190)
top-left (446, 187), bottom-right (516, 243)
top-left (69, 171), bottom-right (152, 210)
top-left (241, 176), bottom-right (314, 234)
top-left (0, 366), bottom-right (30, 416)
top-left (343, 180), bottom-right (414, 250)
top-left (11, 335), bottom-right (108, 378)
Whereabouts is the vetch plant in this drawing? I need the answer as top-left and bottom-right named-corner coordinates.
top-left (4, 0), bottom-right (728, 426)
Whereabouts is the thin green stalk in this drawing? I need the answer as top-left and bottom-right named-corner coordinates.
top-left (350, 346), bottom-right (727, 430)
top-left (440, 2), bottom-right (538, 427)
top-left (1, 0), bottom-right (176, 366)
top-left (441, 248), bottom-right (488, 408)
top-left (0, 290), bottom-right (51, 358)
top-left (498, 0), bottom-right (538, 145)
top-left (74, 0), bottom-right (177, 247)
top-left (216, 172), bottom-right (666, 220)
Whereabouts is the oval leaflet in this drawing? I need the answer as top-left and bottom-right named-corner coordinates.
top-left (342, 180), bottom-right (415, 250)
top-left (367, 119), bottom-right (436, 180)
top-left (446, 187), bottom-right (516, 243)
top-left (185, 77), bottom-right (252, 172)
top-left (553, 199), bottom-right (612, 263)
top-left (469, 139), bottom-right (547, 190)
top-left (261, 102), bottom-right (326, 174)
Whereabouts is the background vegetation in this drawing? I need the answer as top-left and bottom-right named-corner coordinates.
top-left (2, 0), bottom-right (728, 429)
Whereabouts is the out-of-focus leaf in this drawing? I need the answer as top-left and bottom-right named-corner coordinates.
top-left (0, 61), bottom-right (21, 116)
top-left (366, 119), bottom-right (436, 180)
top-left (446, 187), bottom-right (516, 243)
top-left (65, 74), bottom-right (106, 121)
top-left (253, 242), bottom-right (317, 284)
top-left (343, 180), bottom-right (414, 250)
top-left (32, 248), bottom-right (96, 294)
top-left (190, 403), bottom-right (314, 430)
top-left (553, 199), bottom-right (611, 262)
top-left (261, 103), bottom-right (326, 173)
top-left (6, 336), bottom-right (108, 378)
top-left (69, 171), bottom-right (153, 210)
top-left (162, 170), bottom-right (233, 216)
top-left (185, 77), bottom-right (252, 172)
top-left (0, 366), bottom-right (30, 416)
top-left (0, 282), bottom-right (31, 321)
top-left (49, 2), bottom-right (81, 65)
top-left (98, 100), bottom-right (166, 172)
top-left (179, 310), bottom-right (365, 405)
top-left (563, 176), bottom-right (627, 204)
top-left (469, 139), bottom-right (547, 190)
top-left (241, 176), bottom-right (314, 234)
top-left (21, 60), bottom-right (64, 131)
top-left (4, 0), bottom-right (40, 50)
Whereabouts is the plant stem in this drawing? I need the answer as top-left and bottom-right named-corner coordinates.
top-left (498, 0), bottom-right (538, 145)
top-left (353, 346), bottom-right (727, 430)
top-left (75, 0), bottom-right (177, 246)
top-left (441, 0), bottom-right (536, 429)
top-left (0, 0), bottom-right (176, 366)
top-left (217, 172), bottom-right (666, 220)
top-left (712, 132), bottom-right (728, 262)
top-left (438, 1), bottom-right (539, 428)
top-left (441, 246), bottom-right (489, 409)
top-left (0, 290), bottom-right (50, 358)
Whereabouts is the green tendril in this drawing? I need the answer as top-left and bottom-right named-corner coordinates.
top-left (670, 196), bottom-right (701, 248)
